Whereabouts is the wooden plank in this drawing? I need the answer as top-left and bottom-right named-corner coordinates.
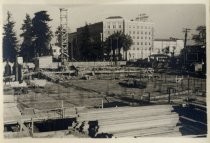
top-left (79, 105), bottom-right (173, 114)
top-left (77, 108), bottom-right (173, 122)
top-left (114, 125), bottom-right (179, 137)
top-left (97, 117), bottom-right (179, 133)
top-left (137, 129), bottom-right (181, 137)
top-left (98, 113), bottom-right (179, 126)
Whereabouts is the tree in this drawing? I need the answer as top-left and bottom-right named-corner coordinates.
top-left (90, 36), bottom-right (104, 61)
top-left (20, 14), bottom-right (33, 62)
top-left (79, 23), bottom-right (92, 60)
top-left (121, 34), bottom-right (133, 60)
top-left (192, 26), bottom-right (206, 46)
top-left (104, 31), bottom-right (133, 61)
top-left (79, 23), bottom-right (104, 61)
top-left (162, 46), bottom-right (170, 55)
top-left (171, 46), bottom-right (176, 56)
top-left (3, 11), bottom-right (18, 62)
top-left (32, 11), bottom-right (53, 57)
top-left (192, 25), bottom-right (206, 74)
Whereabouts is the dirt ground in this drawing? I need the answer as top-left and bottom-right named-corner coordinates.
top-left (6, 73), bottom-right (205, 112)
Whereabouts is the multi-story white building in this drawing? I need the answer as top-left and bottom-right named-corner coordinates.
top-left (153, 39), bottom-right (184, 56)
top-left (124, 20), bottom-right (154, 60)
top-left (103, 16), bottom-right (124, 41)
top-left (102, 15), bottom-right (154, 61)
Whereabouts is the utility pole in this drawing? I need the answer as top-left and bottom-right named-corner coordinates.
top-left (182, 28), bottom-right (191, 67)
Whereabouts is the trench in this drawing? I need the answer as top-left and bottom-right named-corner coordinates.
top-left (33, 118), bottom-right (76, 133)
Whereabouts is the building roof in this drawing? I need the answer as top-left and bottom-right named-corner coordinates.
top-left (106, 16), bottom-right (123, 19)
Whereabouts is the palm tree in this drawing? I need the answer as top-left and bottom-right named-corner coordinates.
top-left (104, 31), bottom-right (133, 61)
top-left (121, 34), bottom-right (133, 60)
top-left (162, 46), bottom-right (170, 55)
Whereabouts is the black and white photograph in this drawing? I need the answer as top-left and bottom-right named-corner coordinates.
top-left (1, 0), bottom-right (208, 140)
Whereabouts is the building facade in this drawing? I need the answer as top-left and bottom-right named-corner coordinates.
top-left (124, 20), bottom-right (154, 60)
top-left (102, 15), bottom-right (154, 60)
top-left (69, 14), bottom-right (155, 61)
top-left (153, 39), bottom-right (184, 56)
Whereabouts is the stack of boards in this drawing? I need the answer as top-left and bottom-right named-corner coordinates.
top-left (76, 105), bottom-right (181, 137)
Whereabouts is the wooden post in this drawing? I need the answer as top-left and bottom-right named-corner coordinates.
top-left (148, 92), bottom-right (150, 103)
top-left (187, 74), bottom-right (190, 96)
top-left (101, 98), bottom-right (104, 109)
top-left (168, 88), bottom-right (171, 104)
top-left (165, 73), bottom-right (166, 83)
top-left (31, 117), bottom-right (34, 137)
top-left (19, 119), bottom-right (22, 132)
top-left (200, 78), bottom-right (203, 90)
top-left (194, 77), bottom-right (195, 89)
top-left (61, 100), bottom-right (64, 118)
top-left (61, 100), bottom-right (64, 109)
top-left (132, 93), bottom-right (134, 106)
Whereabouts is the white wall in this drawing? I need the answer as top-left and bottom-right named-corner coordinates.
top-left (153, 40), bottom-right (184, 56)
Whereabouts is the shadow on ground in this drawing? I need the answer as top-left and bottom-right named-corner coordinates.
top-left (172, 105), bottom-right (207, 136)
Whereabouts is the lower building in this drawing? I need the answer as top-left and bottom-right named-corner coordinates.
top-left (51, 45), bottom-right (61, 59)
top-left (153, 38), bottom-right (184, 56)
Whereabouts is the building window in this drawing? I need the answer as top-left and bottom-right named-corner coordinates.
top-left (108, 25), bottom-right (110, 29)
top-left (145, 37), bottom-right (147, 39)
top-left (141, 26), bottom-right (143, 29)
top-left (149, 37), bottom-right (151, 39)
top-left (149, 32), bottom-right (151, 35)
top-left (133, 31), bottom-right (135, 34)
top-left (137, 31), bottom-right (139, 34)
top-left (145, 26), bottom-right (147, 29)
top-left (141, 31), bottom-right (143, 34)
top-left (145, 42), bottom-right (147, 45)
top-left (137, 42), bottom-right (139, 45)
top-left (149, 42), bottom-right (150, 45)
top-left (108, 31), bottom-right (110, 34)
top-left (141, 42), bottom-right (143, 45)
top-left (137, 36), bottom-right (139, 39)
top-left (145, 32), bottom-right (147, 34)
top-left (113, 25), bottom-right (116, 28)
top-left (133, 42), bottom-right (135, 45)
top-left (119, 25), bottom-right (121, 28)
top-left (137, 26), bottom-right (139, 29)
top-left (141, 37), bottom-right (143, 39)
top-left (129, 25), bottom-right (131, 28)
top-left (133, 36), bottom-right (135, 39)
top-left (137, 48), bottom-right (139, 50)
top-left (133, 26), bottom-right (135, 28)
top-left (129, 31), bottom-right (131, 34)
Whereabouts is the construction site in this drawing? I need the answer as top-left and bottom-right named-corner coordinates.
top-left (3, 8), bottom-right (207, 138)
top-left (3, 61), bottom-right (207, 138)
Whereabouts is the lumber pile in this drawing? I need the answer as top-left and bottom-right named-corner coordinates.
top-left (75, 105), bottom-right (181, 137)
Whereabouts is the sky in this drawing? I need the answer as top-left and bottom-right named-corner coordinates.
top-left (2, 4), bottom-right (206, 43)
